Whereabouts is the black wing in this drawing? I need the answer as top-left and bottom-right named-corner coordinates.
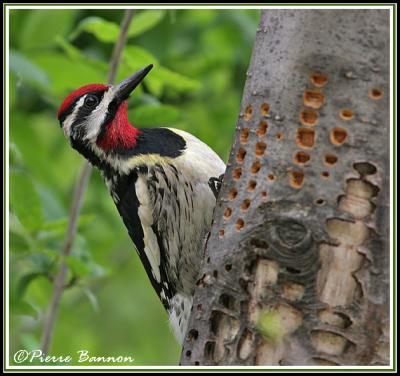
top-left (112, 168), bottom-right (175, 310)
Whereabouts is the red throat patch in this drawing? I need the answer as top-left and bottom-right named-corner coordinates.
top-left (57, 84), bottom-right (109, 118)
top-left (96, 101), bottom-right (140, 151)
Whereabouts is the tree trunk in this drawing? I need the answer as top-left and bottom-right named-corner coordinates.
top-left (181, 9), bottom-right (390, 366)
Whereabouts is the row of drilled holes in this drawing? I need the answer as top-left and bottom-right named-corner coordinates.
top-left (244, 102), bottom-right (270, 121)
top-left (225, 102), bottom-right (273, 235)
top-left (228, 179), bottom-right (260, 198)
top-left (288, 162), bottom-right (375, 201)
top-left (291, 74), bottom-right (325, 192)
top-left (226, 154), bottom-right (268, 233)
top-left (224, 180), bottom-right (268, 234)
top-left (231, 84), bottom-right (364, 227)
top-left (243, 121), bottom-right (282, 142)
top-left (294, 151), bottom-right (338, 166)
top-left (296, 126), bottom-right (348, 149)
top-left (241, 128), bottom-right (269, 145)
top-left (304, 71), bottom-right (372, 125)
top-left (288, 169), bottom-right (331, 189)
top-left (299, 107), bottom-right (366, 127)
top-left (293, 77), bottom-right (383, 192)
top-left (286, 73), bottom-right (381, 193)
top-left (242, 82), bottom-right (346, 195)
top-left (292, 72), bottom-right (342, 191)
top-left (233, 167), bottom-right (276, 183)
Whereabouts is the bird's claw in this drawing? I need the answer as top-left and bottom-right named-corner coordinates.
top-left (208, 173), bottom-right (224, 199)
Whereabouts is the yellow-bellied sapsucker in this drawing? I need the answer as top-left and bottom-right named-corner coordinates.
top-left (57, 65), bottom-right (226, 343)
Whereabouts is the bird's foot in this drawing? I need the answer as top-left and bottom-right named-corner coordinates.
top-left (208, 173), bottom-right (224, 199)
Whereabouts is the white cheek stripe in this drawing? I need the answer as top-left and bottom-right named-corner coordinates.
top-left (84, 88), bottom-right (116, 141)
top-left (63, 95), bottom-right (86, 138)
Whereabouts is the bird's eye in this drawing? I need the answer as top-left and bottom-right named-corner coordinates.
top-left (84, 95), bottom-right (98, 108)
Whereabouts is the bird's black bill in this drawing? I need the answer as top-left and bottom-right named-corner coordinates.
top-left (115, 64), bottom-right (153, 102)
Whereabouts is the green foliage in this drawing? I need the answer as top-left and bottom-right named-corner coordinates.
top-left (121, 45), bottom-right (201, 96)
top-left (10, 50), bottom-right (49, 90)
top-left (8, 8), bottom-right (259, 365)
top-left (30, 52), bottom-right (106, 95)
top-left (72, 17), bottom-right (121, 43)
top-left (71, 10), bottom-right (165, 43)
top-left (10, 172), bottom-right (44, 231)
top-left (18, 10), bottom-right (78, 51)
top-left (130, 104), bottom-right (181, 127)
top-left (127, 10), bottom-right (165, 37)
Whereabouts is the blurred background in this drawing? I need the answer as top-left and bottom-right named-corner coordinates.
top-left (9, 8), bottom-right (259, 365)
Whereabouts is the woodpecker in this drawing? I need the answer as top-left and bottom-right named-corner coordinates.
top-left (57, 65), bottom-right (226, 343)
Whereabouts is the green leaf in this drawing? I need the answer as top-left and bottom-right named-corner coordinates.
top-left (127, 10), bottom-right (166, 37)
top-left (10, 49), bottom-right (49, 90)
top-left (123, 45), bottom-right (159, 67)
top-left (36, 185), bottom-right (66, 221)
top-left (9, 72), bottom-right (17, 107)
top-left (55, 36), bottom-right (108, 73)
top-left (18, 10), bottom-right (78, 51)
top-left (130, 104), bottom-right (181, 127)
top-left (10, 232), bottom-right (32, 252)
top-left (29, 252), bottom-right (56, 273)
top-left (89, 263), bottom-right (109, 279)
top-left (9, 212), bottom-right (26, 234)
top-left (30, 52), bottom-right (106, 96)
top-left (9, 142), bottom-right (23, 166)
top-left (82, 287), bottom-right (99, 313)
top-left (121, 47), bottom-right (200, 95)
top-left (41, 217), bottom-right (68, 234)
top-left (43, 214), bottom-right (94, 232)
top-left (10, 298), bottom-right (38, 319)
top-left (10, 172), bottom-right (44, 231)
top-left (55, 35), bottom-right (84, 61)
top-left (13, 252), bottom-right (55, 299)
top-left (9, 212), bottom-right (33, 252)
top-left (71, 16), bottom-right (119, 43)
top-left (154, 66), bottom-right (201, 92)
top-left (39, 214), bottom-right (95, 240)
top-left (72, 11), bottom-right (165, 44)
top-left (19, 333), bottom-right (40, 352)
top-left (121, 46), bottom-right (161, 95)
top-left (16, 272), bottom-right (44, 298)
top-left (65, 256), bottom-right (91, 277)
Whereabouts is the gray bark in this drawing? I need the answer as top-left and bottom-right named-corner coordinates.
top-left (181, 9), bottom-right (390, 366)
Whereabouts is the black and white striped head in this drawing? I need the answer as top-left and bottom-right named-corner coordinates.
top-left (57, 65), bottom-right (153, 150)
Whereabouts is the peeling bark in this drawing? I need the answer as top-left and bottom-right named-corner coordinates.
top-left (180, 9), bottom-right (390, 366)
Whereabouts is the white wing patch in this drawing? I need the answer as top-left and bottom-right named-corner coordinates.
top-left (135, 176), bottom-right (161, 283)
top-left (167, 128), bottom-right (226, 181)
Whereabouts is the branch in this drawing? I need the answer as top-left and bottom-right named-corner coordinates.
top-left (40, 9), bottom-right (136, 356)
top-left (107, 10), bottom-right (135, 84)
